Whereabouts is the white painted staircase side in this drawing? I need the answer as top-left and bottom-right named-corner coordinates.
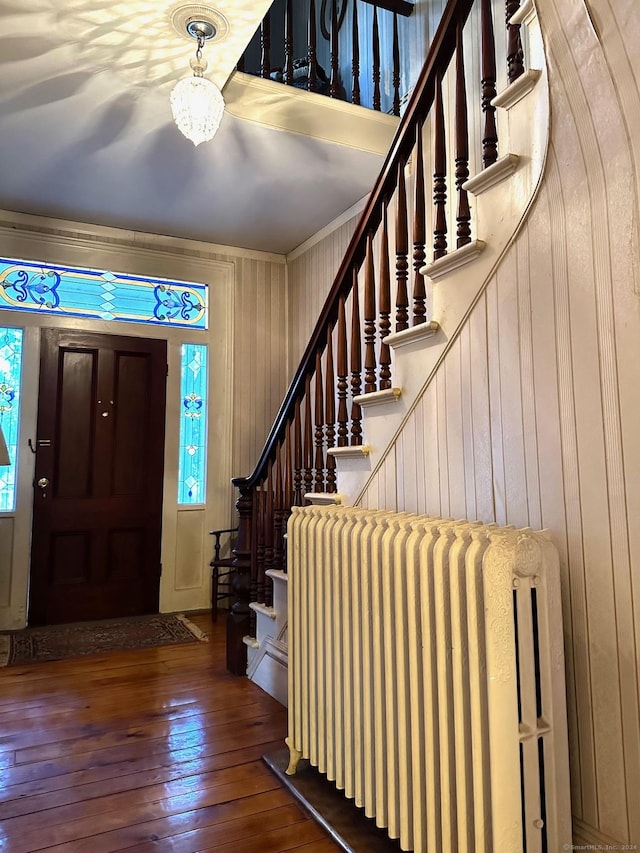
top-left (244, 569), bottom-right (289, 705)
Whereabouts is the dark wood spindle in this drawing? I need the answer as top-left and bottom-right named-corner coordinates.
top-left (481, 0), bottom-right (498, 168)
top-left (260, 12), bottom-right (271, 79)
top-left (412, 125), bottom-right (427, 324)
top-left (352, 0), bottom-right (361, 105)
top-left (325, 326), bottom-right (337, 493)
top-left (263, 468), bottom-right (274, 604)
top-left (255, 488), bottom-right (266, 607)
top-left (314, 352), bottom-right (325, 492)
top-left (249, 489), bottom-right (261, 635)
top-left (336, 296), bottom-right (349, 445)
top-left (282, 421), bottom-right (293, 568)
top-left (330, 0), bottom-right (340, 99)
top-left (308, 0), bottom-right (319, 93)
top-left (379, 202), bottom-right (392, 387)
top-left (273, 443), bottom-right (284, 579)
top-left (227, 485), bottom-right (252, 674)
top-left (303, 375), bottom-right (314, 496)
top-left (455, 23), bottom-right (471, 248)
top-left (433, 73), bottom-right (448, 260)
top-left (395, 161), bottom-right (409, 331)
top-left (284, 0), bottom-right (294, 85)
top-left (350, 272), bottom-right (363, 445)
top-left (506, 0), bottom-right (525, 85)
top-left (284, 420), bottom-right (293, 509)
top-left (364, 232), bottom-right (377, 393)
top-left (392, 12), bottom-right (401, 117)
top-left (372, 6), bottom-right (381, 111)
top-left (294, 398), bottom-right (303, 505)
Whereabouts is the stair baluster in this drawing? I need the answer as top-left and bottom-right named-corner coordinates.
top-left (227, 484), bottom-right (253, 675)
top-left (433, 72), bottom-right (448, 260)
top-left (392, 12), bottom-right (401, 116)
top-left (283, 420), bottom-right (294, 566)
top-left (263, 466), bottom-right (274, 604)
top-left (455, 21), bottom-right (472, 248)
top-left (252, 489), bottom-right (264, 637)
top-left (308, 0), bottom-right (319, 93)
top-left (260, 12), bottom-right (271, 79)
top-left (350, 274), bottom-right (363, 445)
top-left (304, 376), bottom-right (314, 495)
top-left (364, 232), bottom-right (378, 393)
top-left (481, 0), bottom-right (499, 167)
top-left (314, 352), bottom-right (326, 491)
top-left (412, 125), bottom-right (427, 324)
top-left (395, 161), bottom-right (410, 331)
top-left (372, 6), bottom-right (381, 111)
top-left (337, 296), bottom-right (350, 443)
top-left (506, 0), bottom-right (525, 84)
top-left (273, 443), bottom-right (285, 581)
top-left (352, 0), bottom-right (361, 106)
top-left (325, 326), bottom-right (337, 492)
top-left (330, 0), bottom-right (340, 99)
top-left (294, 399), bottom-right (304, 505)
top-left (379, 203), bottom-right (392, 388)
top-left (284, 0), bottom-right (294, 85)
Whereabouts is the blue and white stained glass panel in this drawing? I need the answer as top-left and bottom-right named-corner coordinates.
top-left (178, 344), bottom-right (208, 505)
top-left (0, 327), bottom-right (23, 512)
top-left (0, 258), bottom-right (207, 330)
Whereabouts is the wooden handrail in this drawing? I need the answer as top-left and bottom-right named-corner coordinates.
top-left (233, 0), bottom-right (474, 493)
top-left (362, 0), bottom-right (414, 15)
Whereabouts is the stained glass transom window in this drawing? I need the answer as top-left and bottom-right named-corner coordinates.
top-left (0, 258), bottom-right (207, 329)
top-left (178, 344), bottom-right (208, 504)
top-left (0, 327), bottom-right (23, 512)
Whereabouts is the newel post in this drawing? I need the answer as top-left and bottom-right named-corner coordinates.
top-left (226, 483), bottom-right (253, 675)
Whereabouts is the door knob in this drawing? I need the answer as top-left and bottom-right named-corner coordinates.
top-left (37, 478), bottom-right (49, 489)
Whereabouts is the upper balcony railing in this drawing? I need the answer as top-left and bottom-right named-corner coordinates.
top-left (237, 0), bottom-right (416, 116)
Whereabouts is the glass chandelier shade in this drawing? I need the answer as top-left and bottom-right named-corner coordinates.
top-left (170, 74), bottom-right (224, 146)
top-left (170, 24), bottom-right (224, 146)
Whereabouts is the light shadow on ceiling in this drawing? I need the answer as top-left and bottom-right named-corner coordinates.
top-left (0, 35), bottom-right (61, 63)
top-left (0, 71), bottom-right (92, 113)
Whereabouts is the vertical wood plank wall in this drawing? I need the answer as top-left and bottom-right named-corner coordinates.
top-left (356, 0), bottom-right (640, 844)
top-left (287, 213), bottom-right (360, 374)
top-left (209, 252), bottom-right (288, 478)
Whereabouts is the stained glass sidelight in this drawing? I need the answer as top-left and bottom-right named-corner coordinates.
top-left (0, 327), bottom-right (24, 512)
top-left (0, 258), bottom-right (207, 329)
top-left (178, 344), bottom-right (208, 504)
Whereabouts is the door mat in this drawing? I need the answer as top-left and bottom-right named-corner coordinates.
top-left (0, 613), bottom-right (208, 667)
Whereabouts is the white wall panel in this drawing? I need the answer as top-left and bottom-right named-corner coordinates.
top-left (0, 518), bottom-right (13, 608)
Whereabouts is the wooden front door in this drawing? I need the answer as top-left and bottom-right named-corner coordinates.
top-left (29, 329), bottom-right (167, 625)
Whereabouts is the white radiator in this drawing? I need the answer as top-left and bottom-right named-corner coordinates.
top-left (285, 505), bottom-right (571, 853)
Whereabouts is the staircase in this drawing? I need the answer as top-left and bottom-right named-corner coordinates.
top-left (227, 0), bottom-right (549, 695)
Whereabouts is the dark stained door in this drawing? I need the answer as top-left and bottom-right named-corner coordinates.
top-left (29, 329), bottom-right (167, 625)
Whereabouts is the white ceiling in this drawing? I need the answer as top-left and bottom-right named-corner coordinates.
top-left (0, 0), bottom-right (393, 254)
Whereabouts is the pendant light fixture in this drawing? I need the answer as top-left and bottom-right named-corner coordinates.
top-left (170, 18), bottom-right (224, 146)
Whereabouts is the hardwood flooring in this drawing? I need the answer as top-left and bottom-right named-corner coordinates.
top-left (0, 613), bottom-right (339, 853)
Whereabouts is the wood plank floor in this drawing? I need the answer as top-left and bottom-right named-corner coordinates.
top-left (0, 613), bottom-right (340, 853)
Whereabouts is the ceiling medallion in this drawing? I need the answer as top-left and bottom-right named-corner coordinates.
top-left (169, 4), bottom-right (230, 44)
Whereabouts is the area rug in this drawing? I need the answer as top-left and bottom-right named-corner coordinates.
top-left (0, 613), bottom-right (208, 667)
